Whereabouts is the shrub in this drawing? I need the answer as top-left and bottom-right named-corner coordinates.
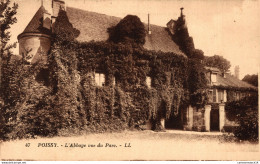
top-left (108, 15), bottom-right (146, 45)
top-left (234, 109), bottom-right (258, 142)
top-left (226, 95), bottom-right (258, 142)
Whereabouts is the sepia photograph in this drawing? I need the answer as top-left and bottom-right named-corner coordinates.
top-left (0, 0), bottom-right (259, 161)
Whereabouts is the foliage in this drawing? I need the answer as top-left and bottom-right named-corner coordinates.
top-left (48, 42), bottom-right (87, 135)
top-left (8, 81), bottom-right (58, 139)
top-left (235, 110), bottom-right (258, 142)
top-left (76, 40), bottom-right (190, 130)
top-left (52, 9), bottom-right (80, 42)
top-left (225, 95), bottom-right (258, 142)
top-left (204, 55), bottom-right (231, 73)
top-left (190, 49), bottom-right (204, 60)
top-left (242, 74), bottom-right (258, 87)
top-left (187, 59), bottom-right (208, 108)
top-left (0, 0), bottom-right (18, 97)
top-left (0, 0), bottom-right (18, 140)
top-left (0, 0), bottom-right (18, 55)
top-left (108, 15), bottom-right (146, 45)
top-left (170, 17), bottom-right (204, 60)
top-left (1, 8), bottom-right (209, 140)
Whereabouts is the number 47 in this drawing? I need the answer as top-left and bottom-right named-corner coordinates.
top-left (25, 143), bottom-right (30, 147)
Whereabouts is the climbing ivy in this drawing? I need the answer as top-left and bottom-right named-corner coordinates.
top-left (48, 11), bottom-right (208, 132)
top-left (1, 10), bottom-right (210, 140)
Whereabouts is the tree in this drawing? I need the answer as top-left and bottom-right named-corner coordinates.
top-left (0, 0), bottom-right (18, 140)
top-left (204, 55), bottom-right (231, 73)
top-left (108, 15), bottom-right (146, 45)
top-left (0, 0), bottom-right (18, 88)
top-left (242, 74), bottom-right (258, 87)
top-left (191, 49), bottom-right (204, 60)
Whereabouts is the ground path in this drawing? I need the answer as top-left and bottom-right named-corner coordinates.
top-left (0, 130), bottom-right (259, 160)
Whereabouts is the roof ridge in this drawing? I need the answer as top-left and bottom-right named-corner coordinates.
top-left (66, 6), bottom-right (121, 21)
top-left (66, 6), bottom-right (167, 29)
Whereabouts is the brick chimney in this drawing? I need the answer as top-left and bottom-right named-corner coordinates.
top-left (52, 0), bottom-right (66, 17)
top-left (51, 0), bottom-right (66, 25)
top-left (234, 65), bottom-right (240, 79)
top-left (41, 0), bottom-right (66, 29)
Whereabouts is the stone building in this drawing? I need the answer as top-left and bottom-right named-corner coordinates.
top-left (17, 0), bottom-right (185, 64)
top-left (17, 0), bottom-right (257, 132)
top-left (183, 67), bottom-right (257, 132)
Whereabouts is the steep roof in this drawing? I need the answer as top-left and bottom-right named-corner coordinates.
top-left (215, 74), bottom-right (257, 91)
top-left (206, 66), bottom-right (257, 91)
top-left (18, 6), bottom-right (51, 38)
top-left (66, 7), bottom-right (185, 56)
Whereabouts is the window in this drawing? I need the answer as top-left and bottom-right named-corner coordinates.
top-left (218, 89), bottom-right (224, 103)
top-left (211, 73), bottom-right (217, 83)
top-left (208, 90), bottom-right (213, 102)
top-left (95, 73), bottom-right (105, 87)
top-left (146, 76), bottom-right (152, 88)
top-left (223, 90), bottom-right (227, 102)
top-left (213, 89), bottom-right (217, 103)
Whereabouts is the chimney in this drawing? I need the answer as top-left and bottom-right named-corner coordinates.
top-left (177, 7), bottom-right (187, 28)
top-left (42, 0), bottom-right (52, 30)
top-left (51, 0), bottom-right (66, 25)
top-left (180, 7), bottom-right (184, 17)
top-left (234, 65), bottom-right (240, 79)
top-left (52, 0), bottom-right (66, 17)
top-left (148, 13), bottom-right (151, 35)
top-left (42, 0), bottom-right (52, 13)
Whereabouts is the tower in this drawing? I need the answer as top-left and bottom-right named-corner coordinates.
top-left (17, 0), bottom-right (65, 64)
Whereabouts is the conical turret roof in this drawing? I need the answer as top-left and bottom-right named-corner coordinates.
top-left (18, 6), bottom-right (51, 39)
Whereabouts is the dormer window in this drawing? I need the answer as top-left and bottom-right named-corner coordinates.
top-left (146, 76), bottom-right (152, 88)
top-left (95, 73), bottom-right (105, 87)
top-left (211, 73), bottom-right (217, 83)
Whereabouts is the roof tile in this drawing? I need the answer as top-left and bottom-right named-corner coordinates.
top-left (21, 6), bottom-right (51, 36)
top-left (66, 7), bottom-right (185, 56)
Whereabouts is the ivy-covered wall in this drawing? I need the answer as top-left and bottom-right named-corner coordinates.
top-left (54, 40), bottom-right (192, 131)
top-left (0, 9), bottom-right (209, 140)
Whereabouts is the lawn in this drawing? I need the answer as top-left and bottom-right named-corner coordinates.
top-left (0, 130), bottom-right (259, 160)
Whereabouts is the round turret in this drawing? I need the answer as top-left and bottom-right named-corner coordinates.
top-left (17, 5), bottom-right (52, 64)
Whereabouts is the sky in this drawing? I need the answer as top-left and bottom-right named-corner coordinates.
top-left (8, 0), bottom-right (260, 79)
